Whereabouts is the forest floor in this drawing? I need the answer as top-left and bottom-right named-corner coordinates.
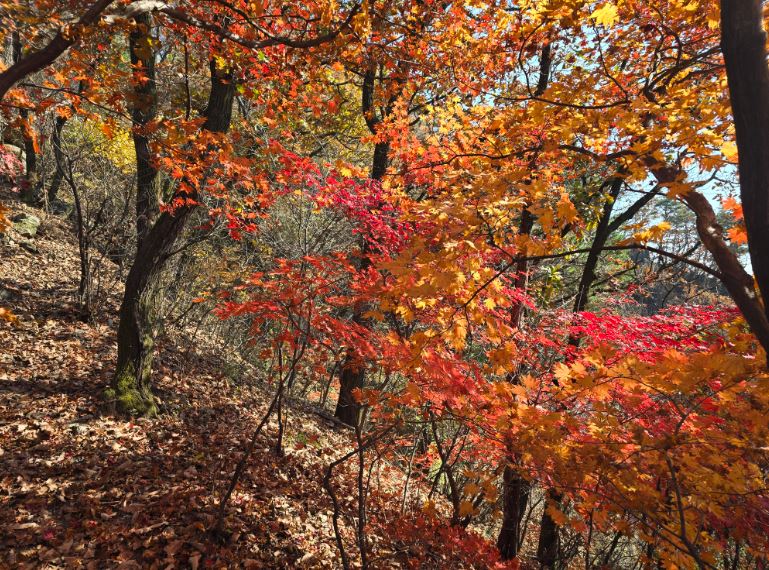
top-left (0, 193), bottom-right (510, 569)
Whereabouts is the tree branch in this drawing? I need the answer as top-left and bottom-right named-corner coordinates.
top-left (0, 0), bottom-right (115, 101)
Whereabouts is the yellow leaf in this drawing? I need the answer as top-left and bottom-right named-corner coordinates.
top-left (706, 3), bottom-right (720, 29)
top-left (422, 499), bottom-right (437, 517)
top-left (337, 165), bottom-right (353, 178)
top-left (449, 319), bottom-right (467, 351)
top-left (321, 0), bottom-right (337, 25)
top-left (664, 182), bottom-right (692, 198)
top-left (554, 362), bottom-right (571, 384)
top-left (721, 141), bottom-right (738, 161)
top-left (683, 0), bottom-right (699, 11)
top-left (590, 3), bottom-right (619, 26)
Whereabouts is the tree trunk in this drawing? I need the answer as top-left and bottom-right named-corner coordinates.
top-left (107, 60), bottom-right (235, 416)
top-left (335, 333), bottom-right (367, 426)
top-left (108, 208), bottom-right (192, 415)
top-left (19, 110), bottom-right (38, 203)
top-left (334, 65), bottom-right (390, 426)
top-left (536, 491), bottom-right (562, 568)
top-left (646, 155), bottom-right (769, 355)
top-left (335, 235), bottom-right (374, 426)
top-left (129, 12), bottom-right (158, 249)
top-left (497, 465), bottom-right (531, 559)
top-left (720, 0), bottom-right (769, 338)
top-left (71, 170), bottom-right (92, 319)
top-left (11, 32), bottom-right (40, 204)
top-left (47, 115), bottom-right (67, 204)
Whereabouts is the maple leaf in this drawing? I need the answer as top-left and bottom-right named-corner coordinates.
top-left (459, 500), bottom-right (476, 517)
top-left (557, 193), bottom-right (579, 225)
top-left (448, 319), bottom-right (468, 351)
top-left (591, 4), bottom-right (620, 26)
top-left (727, 225), bottom-right (748, 244)
top-left (722, 196), bottom-right (743, 220)
top-left (720, 141), bottom-right (738, 161)
top-left (554, 362), bottom-right (571, 384)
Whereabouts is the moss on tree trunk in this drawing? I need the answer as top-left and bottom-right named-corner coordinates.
top-left (105, 361), bottom-right (157, 417)
top-left (107, 285), bottom-right (158, 417)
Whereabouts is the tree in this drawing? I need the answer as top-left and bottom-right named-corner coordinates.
top-left (719, 0), bottom-right (769, 354)
top-left (105, 1), bottom-right (362, 415)
top-left (107, 56), bottom-right (237, 415)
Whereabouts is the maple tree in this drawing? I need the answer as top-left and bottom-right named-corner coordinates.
top-left (2, 0), bottom-right (769, 568)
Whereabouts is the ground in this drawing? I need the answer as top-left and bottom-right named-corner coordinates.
top-left (0, 193), bottom-right (511, 569)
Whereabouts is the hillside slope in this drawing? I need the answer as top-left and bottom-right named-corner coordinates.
top-left (0, 195), bottom-right (508, 569)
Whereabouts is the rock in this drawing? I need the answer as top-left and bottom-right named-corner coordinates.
top-left (18, 239), bottom-right (38, 254)
top-left (11, 213), bottom-right (40, 238)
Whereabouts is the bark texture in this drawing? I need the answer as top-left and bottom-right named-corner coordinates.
top-left (496, 464), bottom-right (531, 559)
top-left (719, 0), bottom-right (769, 354)
top-left (536, 491), bottom-right (562, 568)
top-left (129, 12), bottom-right (158, 249)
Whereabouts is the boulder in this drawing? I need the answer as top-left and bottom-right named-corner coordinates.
top-left (11, 213), bottom-right (40, 238)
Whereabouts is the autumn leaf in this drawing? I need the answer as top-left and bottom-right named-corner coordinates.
top-left (546, 504), bottom-right (569, 526)
top-left (721, 141), bottom-right (738, 161)
top-left (591, 3), bottom-right (619, 26)
top-left (557, 193), bottom-right (579, 226)
top-left (448, 319), bottom-right (468, 351)
top-left (0, 203), bottom-right (10, 234)
top-left (554, 362), bottom-right (571, 384)
top-left (727, 225), bottom-right (748, 244)
top-left (459, 500), bottom-right (476, 518)
top-left (722, 196), bottom-right (743, 220)
top-left (0, 307), bottom-right (18, 324)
